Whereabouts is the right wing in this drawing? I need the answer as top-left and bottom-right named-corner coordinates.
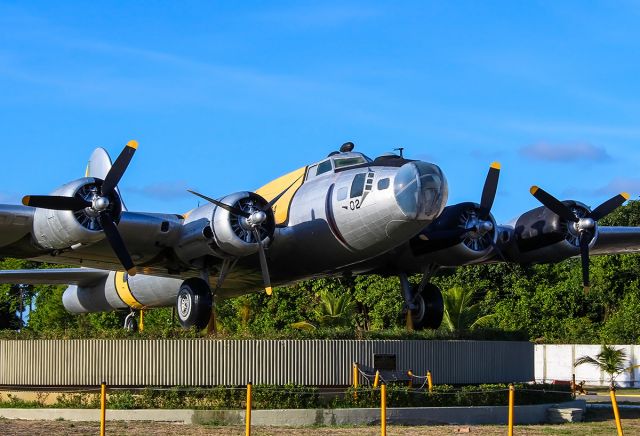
top-left (591, 226), bottom-right (640, 255)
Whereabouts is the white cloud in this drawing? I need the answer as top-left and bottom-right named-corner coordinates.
top-left (520, 143), bottom-right (610, 162)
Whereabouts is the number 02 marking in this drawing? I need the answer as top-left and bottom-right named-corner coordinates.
top-left (349, 199), bottom-right (361, 210)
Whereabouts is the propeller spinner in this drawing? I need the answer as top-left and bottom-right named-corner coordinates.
top-left (23, 141), bottom-right (139, 275)
top-left (529, 186), bottom-right (630, 292)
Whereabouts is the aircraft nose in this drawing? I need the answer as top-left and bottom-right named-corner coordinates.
top-left (393, 161), bottom-right (448, 221)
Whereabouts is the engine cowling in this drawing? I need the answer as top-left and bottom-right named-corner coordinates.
top-left (511, 200), bottom-right (596, 263)
top-left (211, 191), bottom-right (275, 257)
top-left (174, 191), bottom-right (276, 265)
top-left (410, 202), bottom-right (498, 266)
top-left (32, 177), bottom-right (122, 249)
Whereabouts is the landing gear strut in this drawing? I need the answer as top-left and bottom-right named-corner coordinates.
top-left (399, 270), bottom-right (444, 330)
top-left (176, 277), bottom-right (212, 330)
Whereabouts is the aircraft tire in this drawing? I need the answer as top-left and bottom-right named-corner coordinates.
top-left (124, 312), bottom-right (138, 332)
top-left (411, 283), bottom-right (444, 330)
top-left (176, 278), bottom-right (212, 330)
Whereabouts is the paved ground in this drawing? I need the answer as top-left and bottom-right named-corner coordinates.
top-left (1, 409), bottom-right (639, 435)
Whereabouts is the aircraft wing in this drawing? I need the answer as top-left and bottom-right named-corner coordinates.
top-left (590, 226), bottom-right (640, 255)
top-left (0, 268), bottom-right (110, 286)
top-left (0, 204), bottom-right (35, 251)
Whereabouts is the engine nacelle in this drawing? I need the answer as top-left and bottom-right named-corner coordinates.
top-left (410, 202), bottom-right (498, 266)
top-left (32, 177), bottom-right (122, 250)
top-left (212, 191), bottom-right (275, 257)
top-left (511, 200), bottom-right (597, 263)
top-left (174, 191), bottom-right (275, 265)
top-left (62, 271), bottom-right (183, 313)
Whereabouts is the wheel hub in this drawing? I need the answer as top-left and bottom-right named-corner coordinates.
top-left (178, 292), bottom-right (191, 319)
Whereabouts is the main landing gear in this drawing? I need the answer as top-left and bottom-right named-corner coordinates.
top-left (400, 269), bottom-right (444, 330)
top-left (176, 277), bottom-right (213, 330)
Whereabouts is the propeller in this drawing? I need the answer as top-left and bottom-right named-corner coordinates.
top-left (188, 176), bottom-right (302, 295)
top-left (23, 141), bottom-right (139, 275)
top-left (421, 162), bottom-right (501, 244)
top-left (529, 186), bottom-right (630, 292)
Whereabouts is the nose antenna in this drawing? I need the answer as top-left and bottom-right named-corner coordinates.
top-left (394, 147), bottom-right (404, 158)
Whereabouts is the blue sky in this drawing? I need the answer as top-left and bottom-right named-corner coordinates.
top-left (1, 1), bottom-right (640, 222)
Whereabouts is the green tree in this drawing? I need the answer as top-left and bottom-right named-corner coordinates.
top-left (574, 345), bottom-right (640, 388)
top-left (313, 289), bottom-right (355, 327)
top-left (441, 287), bottom-right (494, 331)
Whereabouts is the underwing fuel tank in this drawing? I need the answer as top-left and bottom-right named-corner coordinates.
top-left (62, 272), bottom-right (183, 313)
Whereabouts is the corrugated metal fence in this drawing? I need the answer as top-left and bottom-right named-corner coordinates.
top-left (0, 340), bottom-right (533, 386)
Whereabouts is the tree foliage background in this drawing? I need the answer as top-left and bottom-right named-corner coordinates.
top-left (2, 200), bottom-right (640, 344)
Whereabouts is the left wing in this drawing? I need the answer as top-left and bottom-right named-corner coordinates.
top-left (0, 268), bottom-right (109, 286)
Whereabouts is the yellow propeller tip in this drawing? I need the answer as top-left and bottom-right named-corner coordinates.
top-left (22, 196), bottom-right (30, 206)
top-left (530, 186), bottom-right (539, 195)
top-left (265, 286), bottom-right (273, 296)
top-left (621, 192), bottom-right (630, 200)
top-left (490, 161), bottom-right (501, 170)
top-left (126, 140), bottom-right (138, 149)
top-left (127, 267), bottom-right (138, 276)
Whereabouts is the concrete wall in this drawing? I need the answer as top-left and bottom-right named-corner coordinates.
top-left (0, 340), bottom-right (534, 387)
top-left (535, 344), bottom-right (640, 387)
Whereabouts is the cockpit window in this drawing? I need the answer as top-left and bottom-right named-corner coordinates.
top-left (333, 156), bottom-right (366, 169)
top-left (316, 159), bottom-right (333, 175)
top-left (350, 173), bottom-right (366, 198)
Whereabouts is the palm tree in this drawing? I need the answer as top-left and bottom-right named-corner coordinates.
top-left (314, 290), bottom-right (355, 327)
top-left (290, 290), bottom-right (355, 330)
top-left (574, 345), bottom-right (640, 389)
top-left (442, 287), bottom-right (494, 331)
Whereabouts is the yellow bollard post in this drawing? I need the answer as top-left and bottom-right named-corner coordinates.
top-left (100, 382), bottom-right (106, 436)
top-left (610, 387), bottom-right (624, 436)
top-left (245, 382), bottom-right (252, 436)
top-left (139, 309), bottom-right (144, 332)
top-left (427, 370), bottom-right (433, 392)
top-left (508, 384), bottom-right (515, 436)
top-left (407, 370), bottom-right (413, 388)
top-left (381, 383), bottom-right (387, 436)
top-left (353, 362), bottom-right (359, 399)
top-left (373, 370), bottom-right (380, 388)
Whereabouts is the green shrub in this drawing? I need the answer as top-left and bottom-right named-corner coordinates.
top-left (0, 383), bottom-right (571, 410)
top-left (54, 392), bottom-right (100, 409)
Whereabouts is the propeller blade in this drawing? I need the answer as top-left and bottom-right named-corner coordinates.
top-left (101, 140), bottom-right (138, 196)
top-left (254, 230), bottom-right (272, 296)
top-left (579, 233), bottom-right (591, 293)
top-left (100, 214), bottom-right (137, 276)
top-left (263, 176), bottom-right (303, 211)
top-left (530, 186), bottom-right (579, 223)
top-left (479, 162), bottom-right (500, 220)
top-left (187, 190), bottom-right (251, 218)
top-left (22, 195), bottom-right (91, 211)
top-left (589, 192), bottom-right (630, 221)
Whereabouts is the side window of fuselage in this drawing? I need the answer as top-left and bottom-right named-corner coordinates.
top-left (350, 173), bottom-right (366, 198)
